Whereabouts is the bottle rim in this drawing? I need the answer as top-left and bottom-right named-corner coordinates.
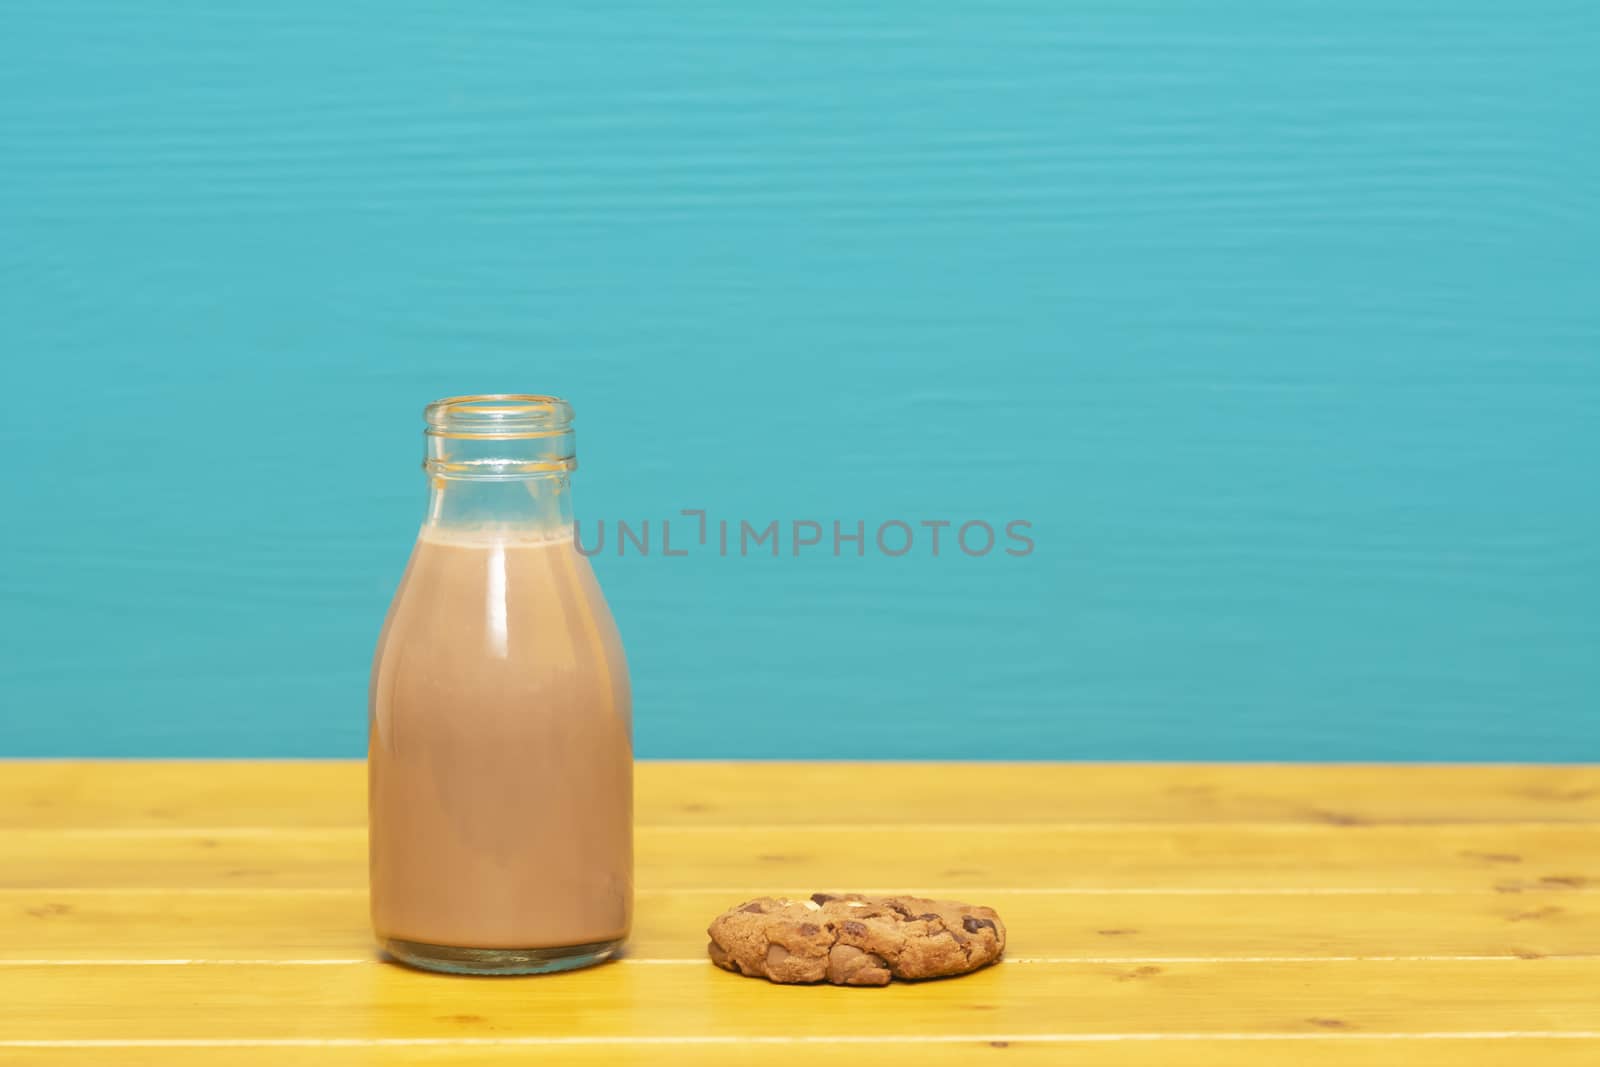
top-left (424, 394), bottom-right (573, 440)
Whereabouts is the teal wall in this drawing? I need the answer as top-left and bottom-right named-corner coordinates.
top-left (2, 2), bottom-right (1596, 760)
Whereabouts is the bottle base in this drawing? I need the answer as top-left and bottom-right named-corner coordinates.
top-left (381, 936), bottom-right (623, 976)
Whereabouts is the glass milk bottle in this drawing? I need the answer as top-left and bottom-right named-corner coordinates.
top-left (369, 395), bottom-right (632, 974)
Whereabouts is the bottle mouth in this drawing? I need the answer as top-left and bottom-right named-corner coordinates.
top-left (424, 394), bottom-right (573, 439)
top-left (423, 394), bottom-right (576, 478)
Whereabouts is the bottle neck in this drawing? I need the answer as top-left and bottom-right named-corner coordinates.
top-left (424, 472), bottom-right (575, 539)
top-left (419, 395), bottom-right (578, 541)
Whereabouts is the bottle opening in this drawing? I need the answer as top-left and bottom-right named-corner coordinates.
top-left (424, 394), bottom-right (576, 478)
top-left (425, 394), bottom-right (573, 440)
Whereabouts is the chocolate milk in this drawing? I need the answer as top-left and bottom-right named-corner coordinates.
top-left (368, 527), bottom-right (632, 956)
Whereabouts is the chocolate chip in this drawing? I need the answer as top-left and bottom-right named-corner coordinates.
top-left (963, 916), bottom-right (997, 935)
top-left (799, 923), bottom-right (820, 936)
top-left (739, 902), bottom-right (765, 914)
top-left (842, 920), bottom-right (868, 937)
top-left (811, 893), bottom-right (837, 905)
top-left (918, 913), bottom-right (940, 921)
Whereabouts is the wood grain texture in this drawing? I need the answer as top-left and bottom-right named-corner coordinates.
top-left (2, 961), bottom-right (1599, 1042)
top-left (3, 888), bottom-right (1596, 962)
top-left (5, 825), bottom-right (1595, 891)
top-left (3, 3), bottom-right (1597, 764)
top-left (6, 1041), bottom-right (1600, 1067)
top-left (5, 761), bottom-right (1599, 828)
top-left (1, 760), bottom-right (1596, 1060)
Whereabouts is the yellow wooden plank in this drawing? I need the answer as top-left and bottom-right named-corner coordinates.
top-left (4, 762), bottom-right (1597, 830)
top-left (2, 825), bottom-right (1594, 891)
top-left (2, 888), bottom-right (1596, 962)
top-left (642, 762), bottom-right (1600, 827)
top-left (0, 961), bottom-right (1595, 1042)
top-left (8, 1041), bottom-right (1600, 1067)
top-left (1, 762), bottom-right (362, 830)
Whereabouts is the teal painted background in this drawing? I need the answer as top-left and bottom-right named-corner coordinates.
top-left (2, 2), bottom-right (1596, 760)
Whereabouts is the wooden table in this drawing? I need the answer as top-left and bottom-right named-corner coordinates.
top-left (2, 762), bottom-right (1597, 1064)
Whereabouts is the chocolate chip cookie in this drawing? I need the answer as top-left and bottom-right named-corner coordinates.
top-left (706, 893), bottom-right (1006, 986)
